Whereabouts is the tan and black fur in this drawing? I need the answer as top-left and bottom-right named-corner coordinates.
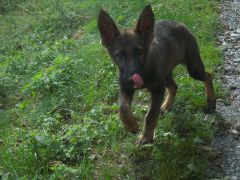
top-left (98, 5), bottom-right (216, 144)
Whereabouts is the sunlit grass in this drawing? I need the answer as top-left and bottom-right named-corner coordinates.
top-left (0, 0), bottom-right (221, 179)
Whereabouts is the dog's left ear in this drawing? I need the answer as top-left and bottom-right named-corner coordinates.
top-left (135, 5), bottom-right (155, 40)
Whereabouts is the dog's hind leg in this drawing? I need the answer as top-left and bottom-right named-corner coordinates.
top-left (161, 73), bottom-right (178, 112)
top-left (186, 40), bottom-right (216, 113)
top-left (203, 72), bottom-right (216, 113)
top-left (189, 70), bottom-right (216, 113)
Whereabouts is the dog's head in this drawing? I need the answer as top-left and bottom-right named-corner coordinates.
top-left (98, 5), bottom-right (155, 89)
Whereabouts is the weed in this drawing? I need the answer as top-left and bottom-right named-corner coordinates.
top-left (0, 0), bottom-right (221, 179)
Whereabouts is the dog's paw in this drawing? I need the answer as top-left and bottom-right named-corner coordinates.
top-left (124, 118), bottom-right (139, 134)
top-left (161, 103), bottom-right (170, 112)
top-left (160, 107), bottom-right (169, 115)
top-left (204, 99), bottom-right (216, 114)
top-left (203, 106), bottom-right (215, 114)
top-left (136, 134), bottom-right (153, 145)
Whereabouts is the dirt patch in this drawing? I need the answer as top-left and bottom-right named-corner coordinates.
top-left (207, 0), bottom-right (240, 179)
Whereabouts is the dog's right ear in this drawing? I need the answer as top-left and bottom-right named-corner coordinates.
top-left (98, 10), bottom-right (120, 48)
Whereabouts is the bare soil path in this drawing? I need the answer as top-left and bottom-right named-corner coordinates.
top-left (208, 0), bottom-right (240, 179)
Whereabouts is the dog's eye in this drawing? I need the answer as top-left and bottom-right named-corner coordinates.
top-left (114, 49), bottom-right (121, 56)
top-left (114, 50), bottom-right (126, 59)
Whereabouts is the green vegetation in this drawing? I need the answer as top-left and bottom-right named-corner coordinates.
top-left (0, 0), bottom-right (222, 179)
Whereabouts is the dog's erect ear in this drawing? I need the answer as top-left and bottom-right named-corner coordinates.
top-left (98, 10), bottom-right (120, 48)
top-left (135, 5), bottom-right (155, 39)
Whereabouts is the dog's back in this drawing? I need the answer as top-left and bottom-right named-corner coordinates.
top-left (148, 20), bottom-right (199, 77)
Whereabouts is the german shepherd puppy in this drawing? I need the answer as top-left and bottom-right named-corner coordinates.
top-left (98, 5), bottom-right (216, 144)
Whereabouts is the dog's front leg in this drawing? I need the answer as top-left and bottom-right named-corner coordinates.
top-left (119, 87), bottom-right (139, 133)
top-left (138, 90), bottom-right (164, 145)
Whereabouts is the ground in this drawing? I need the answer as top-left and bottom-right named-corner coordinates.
top-left (207, 0), bottom-right (240, 179)
top-left (0, 0), bottom-right (236, 179)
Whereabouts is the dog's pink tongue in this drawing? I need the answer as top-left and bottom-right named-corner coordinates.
top-left (132, 74), bottom-right (144, 88)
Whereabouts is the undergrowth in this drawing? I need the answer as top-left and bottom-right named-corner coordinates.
top-left (0, 0), bottom-right (222, 179)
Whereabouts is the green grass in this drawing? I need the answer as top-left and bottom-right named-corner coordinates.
top-left (0, 0), bottom-right (222, 179)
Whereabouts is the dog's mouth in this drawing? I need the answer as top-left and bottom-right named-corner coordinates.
top-left (131, 74), bottom-right (144, 89)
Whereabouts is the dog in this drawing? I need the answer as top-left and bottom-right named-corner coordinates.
top-left (98, 5), bottom-right (216, 145)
